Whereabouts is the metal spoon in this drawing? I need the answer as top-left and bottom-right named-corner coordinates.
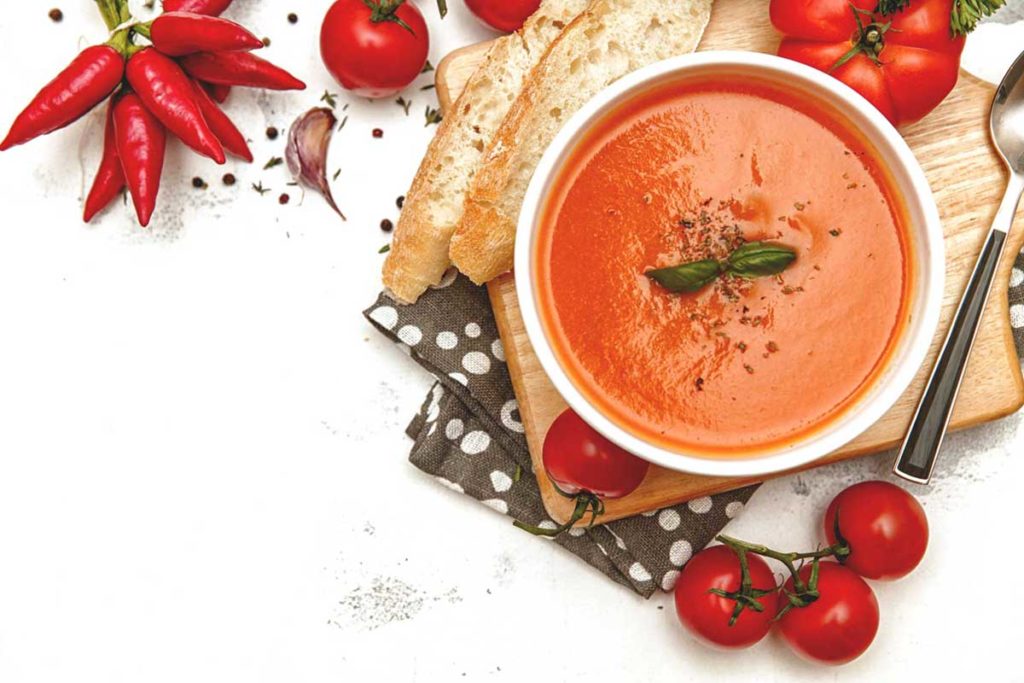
top-left (894, 50), bottom-right (1024, 484)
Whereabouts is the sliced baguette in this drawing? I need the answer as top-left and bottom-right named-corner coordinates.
top-left (382, 0), bottom-right (590, 304)
top-left (450, 0), bottom-right (713, 284)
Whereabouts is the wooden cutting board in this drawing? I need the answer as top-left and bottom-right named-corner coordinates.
top-left (434, 0), bottom-right (1024, 525)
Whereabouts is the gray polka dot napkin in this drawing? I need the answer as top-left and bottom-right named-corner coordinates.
top-left (365, 273), bottom-right (755, 598)
top-left (366, 249), bottom-right (1024, 598)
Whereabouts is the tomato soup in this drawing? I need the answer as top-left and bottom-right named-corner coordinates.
top-left (536, 77), bottom-right (912, 456)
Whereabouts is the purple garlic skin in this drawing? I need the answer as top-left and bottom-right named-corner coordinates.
top-left (286, 107), bottom-right (346, 220)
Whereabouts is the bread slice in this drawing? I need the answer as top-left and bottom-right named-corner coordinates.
top-left (450, 0), bottom-right (713, 284)
top-left (382, 0), bottom-right (590, 304)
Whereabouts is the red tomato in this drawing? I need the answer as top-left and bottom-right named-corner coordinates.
top-left (320, 0), bottom-right (429, 99)
top-left (674, 545), bottom-right (780, 649)
top-left (779, 562), bottom-right (879, 665)
top-left (824, 480), bottom-right (928, 580)
top-left (770, 0), bottom-right (965, 126)
top-left (542, 409), bottom-right (649, 499)
top-left (464, 0), bottom-right (541, 32)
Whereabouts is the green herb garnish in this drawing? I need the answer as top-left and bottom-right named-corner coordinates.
top-left (646, 242), bottom-right (797, 294)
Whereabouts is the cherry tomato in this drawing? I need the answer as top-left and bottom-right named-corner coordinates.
top-left (542, 409), bottom-right (649, 499)
top-left (464, 0), bottom-right (541, 33)
top-left (320, 0), bottom-right (429, 99)
top-left (779, 562), bottom-right (879, 665)
top-left (824, 480), bottom-right (928, 581)
top-left (674, 545), bottom-right (780, 649)
top-left (770, 0), bottom-right (965, 126)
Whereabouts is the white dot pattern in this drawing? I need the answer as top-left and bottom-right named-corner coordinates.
top-left (725, 501), bottom-right (744, 519)
top-left (436, 331), bottom-right (458, 350)
top-left (1011, 304), bottom-right (1024, 329)
top-left (628, 562), bottom-right (652, 583)
top-left (490, 470), bottom-right (513, 493)
top-left (368, 305), bottom-right (398, 330)
top-left (461, 431), bottom-right (491, 454)
top-left (1012, 267), bottom-right (1023, 288)
top-left (445, 419), bottom-right (464, 440)
top-left (688, 497), bottom-right (713, 514)
top-left (465, 322), bottom-right (481, 338)
top-left (462, 351), bottom-right (491, 375)
top-left (669, 540), bottom-right (693, 567)
top-left (397, 325), bottom-right (422, 346)
top-left (658, 509), bottom-right (681, 531)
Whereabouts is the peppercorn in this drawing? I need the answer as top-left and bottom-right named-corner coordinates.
top-left (380, 219), bottom-right (394, 232)
top-left (372, 128), bottom-right (383, 139)
top-left (279, 193), bottom-right (290, 205)
top-left (266, 127), bottom-right (279, 140)
top-left (192, 176), bottom-right (207, 189)
top-left (288, 13), bottom-right (298, 23)
top-left (48, 8), bottom-right (63, 22)
top-left (222, 173), bottom-right (236, 186)
top-left (262, 37), bottom-right (271, 47)
top-left (396, 195), bottom-right (405, 209)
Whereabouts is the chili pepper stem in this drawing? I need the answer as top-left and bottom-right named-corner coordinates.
top-left (107, 28), bottom-right (132, 56)
top-left (93, 0), bottom-right (122, 31)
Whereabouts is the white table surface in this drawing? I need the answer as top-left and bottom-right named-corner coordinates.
top-left (1, 2), bottom-right (1022, 681)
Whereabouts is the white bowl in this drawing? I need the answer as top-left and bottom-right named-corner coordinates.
top-left (515, 51), bottom-right (944, 478)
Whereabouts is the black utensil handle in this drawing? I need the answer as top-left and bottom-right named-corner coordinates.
top-left (894, 229), bottom-right (1008, 484)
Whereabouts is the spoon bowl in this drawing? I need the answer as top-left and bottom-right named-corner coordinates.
top-left (992, 50), bottom-right (1024, 174)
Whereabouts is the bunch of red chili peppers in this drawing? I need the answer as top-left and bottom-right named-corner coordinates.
top-left (0, 0), bottom-right (305, 226)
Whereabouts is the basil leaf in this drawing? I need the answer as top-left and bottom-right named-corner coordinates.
top-left (646, 259), bottom-right (723, 293)
top-left (726, 241), bottom-right (797, 278)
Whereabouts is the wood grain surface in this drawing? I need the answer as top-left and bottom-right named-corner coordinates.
top-left (434, 0), bottom-right (1024, 525)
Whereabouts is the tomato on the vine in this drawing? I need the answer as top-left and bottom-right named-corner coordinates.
top-left (769, 0), bottom-right (965, 126)
top-left (824, 480), bottom-right (928, 580)
top-left (542, 409), bottom-right (649, 499)
top-left (320, 0), bottom-right (430, 99)
top-left (465, 0), bottom-right (541, 33)
top-left (674, 545), bottom-right (780, 650)
top-left (778, 562), bottom-right (879, 665)
top-left (514, 409), bottom-right (649, 537)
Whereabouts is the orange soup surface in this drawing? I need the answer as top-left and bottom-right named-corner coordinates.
top-left (537, 77), bottom-right (912, 456)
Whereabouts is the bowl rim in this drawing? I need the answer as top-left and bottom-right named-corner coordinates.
top-left (514, 50), bottom-right (945, 478)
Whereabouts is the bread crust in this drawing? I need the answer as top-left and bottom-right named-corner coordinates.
top-left (381, 0), bottom-right (589, 304)
top-left (450, 0), bottom-right (713, 285)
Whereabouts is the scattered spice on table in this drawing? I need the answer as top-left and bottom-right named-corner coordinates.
top-left (223, 173), bottom-right (236, 186)
top-left (252, 181), bottom-right (270, 195)
top-left (49, 8), bottom-right (63, 22)
top-left (261, 37), bottom-right (271, 47)
top-left (381, 219), bottom-right (394, 232)
top-left (266, 126), bottom-right (279, 140)
top-left (264, 156), bottom-right (284, 170)
top-left (372, 128), bottom-right (384, 138)
top-left (396, 97), bottom-right (411, 115)
top-left (320, 91), bottom-right (338, 109)
top-left (288, 13), bottom-right (298, 23)
top-left (396, 195), bottom-right (405, 209)
top-left (192, 176), bottom-right (207, 189)
top-left (279, 193), bottom-right (290, 205)
top-left (424, 106), bottom-right (442, 126)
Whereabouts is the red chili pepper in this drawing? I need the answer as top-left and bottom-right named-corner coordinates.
top-left (112, 92), bottom-right (166, 227)
top-left (149, 12), bottom-right (263, 57)
top-left (162, 0), bottom-right (233, 16)
top-left (0, 45), bottom-right (124, 151)
top-left (126, 48), bottom-right (225, 163)
top-left (180, 52), bottom-right (307, 91)
top-left (190, 80), bottom-right (253, 162)
top-left (83, 102), bottom-right (126, 223)
top-left (202, 82), bottom-right (232, 103)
